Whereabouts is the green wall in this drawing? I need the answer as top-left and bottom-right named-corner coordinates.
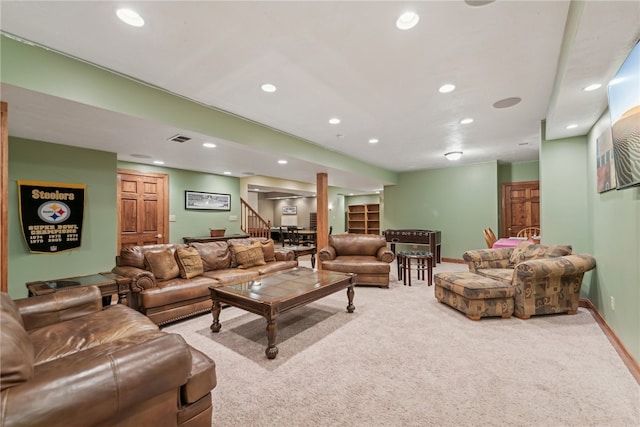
top-left (384, 161), bottom-right (498, 258)
top-left (585, 113), bottom-right (640, 362)
top-left (8, 138), bottom-right (118, 298)
top-left (118, 162), bottom-right (242, 242)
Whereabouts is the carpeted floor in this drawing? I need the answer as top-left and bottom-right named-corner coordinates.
top-left (164, 260), bottom-right (640, 427)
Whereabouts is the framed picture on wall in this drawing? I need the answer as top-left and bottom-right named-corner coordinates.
top-left (185, 191), bottom-right (231, 211)
top-left (282, 205), bottom-right (297, 215)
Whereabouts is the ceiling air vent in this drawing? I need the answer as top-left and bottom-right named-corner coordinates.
top-left (168, 134), bottom-right (191, 143)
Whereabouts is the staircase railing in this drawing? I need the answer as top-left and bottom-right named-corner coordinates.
top-left (240, 197), bottom-right (271, 238)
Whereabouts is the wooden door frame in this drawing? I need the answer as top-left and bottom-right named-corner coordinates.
top-left (117, 168), bottom-right (169, 250)
top-left (1, 102), bottom-right (8, 292)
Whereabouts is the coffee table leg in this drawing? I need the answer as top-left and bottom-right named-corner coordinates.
top-left (346, 285), bottom-right (355, 313)
top-left (266, 319), bottom-right (279, 359)
top-left (210, 300), bottom-right (222, 332)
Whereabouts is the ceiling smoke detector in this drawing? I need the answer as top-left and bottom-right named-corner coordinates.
top-left (168, 134), bottom-right (191, 143)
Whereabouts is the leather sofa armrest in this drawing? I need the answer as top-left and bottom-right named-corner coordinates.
top-left (14, 286), bottom-right (103, 331)
top-left (376, 246), bottom-right (395, 263)
top-left (0, 333), bottom-right (192, 427)
top-left (462, 248), bottom-right (513, 273)
top-left (318, 246), bottom-right (336, 261)
top-left (274, 248), bottom-right (295, 261)
top-left (111, 265), bottom-right (156, 293)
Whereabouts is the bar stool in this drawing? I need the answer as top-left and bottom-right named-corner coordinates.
top-left (397, 250), bottom-right (433, 286)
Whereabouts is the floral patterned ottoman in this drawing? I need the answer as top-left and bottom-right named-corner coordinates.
top-left (434, 272), bottom-right (514, 320)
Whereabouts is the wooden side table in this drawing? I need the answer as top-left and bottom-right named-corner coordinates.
top-left (398, 251), bottom-right (433, 286)
top-left (289, 245), bottom-right (317, 268)
top-left (26, 272), bottom-right (131, 307)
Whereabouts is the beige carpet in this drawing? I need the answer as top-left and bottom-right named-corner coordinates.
top-left (164, 260), bottom-right (640, 427)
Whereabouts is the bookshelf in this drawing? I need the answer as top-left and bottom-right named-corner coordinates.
top-left (347, 204), bottom-right (380, 234)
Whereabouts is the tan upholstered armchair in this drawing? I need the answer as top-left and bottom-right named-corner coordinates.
top-left (319, 233), bottom-right (395, 288)
top-left (463, 242), bottom-right (596, 319)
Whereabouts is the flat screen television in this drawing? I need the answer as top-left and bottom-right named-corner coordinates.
top-left (607, 40), bottom-right (640, 190)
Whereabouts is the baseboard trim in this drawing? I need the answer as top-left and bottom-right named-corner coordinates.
top-left (579, 298), bottom-right (640, 385)
top-left (442, 257), bottom-right (466, 264)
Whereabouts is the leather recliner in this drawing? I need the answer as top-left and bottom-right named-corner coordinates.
top-left (0, 286), bottom-right (216, 427)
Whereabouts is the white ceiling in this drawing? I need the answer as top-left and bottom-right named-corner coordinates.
top-left (1, 1), bottom-right (639, 194)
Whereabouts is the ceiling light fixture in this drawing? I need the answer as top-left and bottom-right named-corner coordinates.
top-left (583, 83), bottom-right (602, 92)
top-left (369, 138), bottom-right (379, 144)
top-left (261, 83), bottom-right (277, 93)
top-left (329, 118), bottom-right (341, 125)
top-left (460, 118), bottom-right (474, 124)
top-left (153, 160), bottom-right (165, 165)
top-left (278, 160), bottom-right (288, 164)
top-left (202, 142), bottom-right (216, 148)
top-left (566, 124), bottom-right (578, 130)
top-left (438, 84), bottom-right (456, 93)
top-left (223, 171), bottom-right (232, 175)
top-left (396, 11), bottom-right (420, 30)
top-left (116, 8), bottom-right (145, 27)
top-left (444, 151), bottom-right (463, 161)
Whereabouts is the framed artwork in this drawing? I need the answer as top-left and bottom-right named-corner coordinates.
top-left (185, 191), bottom-right (231, 211)
top-left (282, 205), bottom-right (297, 215)
top-left (596, 128), bottom-right (617, 193)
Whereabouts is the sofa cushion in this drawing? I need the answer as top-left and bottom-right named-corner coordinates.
top-left (0, 293), bottom-right (34, 390)
top-left (201, 269), bottom-right (259, 283)
top-left (191, 242), bottom-right (232, 271)
top-left (145, 248), bottom-right (180, 280)
top-left (474, 268), bottom-right (514, 283)
top-left (322, 256), bottom-right (391, 274)
top-left (175, 247), bottom-right (204, 279)
top-left (508, 242), bottom-right (572, 267)
top-left (259, 239), bottom-right (276, 262)
top-left (232, 241), bottom-right (266, 269)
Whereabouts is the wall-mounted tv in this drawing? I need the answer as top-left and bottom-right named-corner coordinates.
top-left (607, 41), bottom-right (640, 190)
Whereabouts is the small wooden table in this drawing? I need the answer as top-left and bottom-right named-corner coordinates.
top-left (397, 251), bottom-right (433, 287)
top-left (209, 267), bottom-right (355, 359)
top-left (288, 245), bottom-right (317, 268)
top-left (26, 272), bottom-right (131, 306)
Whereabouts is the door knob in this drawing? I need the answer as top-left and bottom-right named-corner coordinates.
top-left (156, 234), bottom-right (162, 238)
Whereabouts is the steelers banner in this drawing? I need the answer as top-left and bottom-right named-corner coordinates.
top-left (18, 180), bottom-right (86, 253)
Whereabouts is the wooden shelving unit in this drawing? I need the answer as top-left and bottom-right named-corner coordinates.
top-left (347, 204), bottom-right (380, 234)
top-left (309, 212), bottom-right (317, 230)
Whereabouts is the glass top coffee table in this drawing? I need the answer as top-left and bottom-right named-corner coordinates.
top-left (209, 267), bottom-right (355, 359)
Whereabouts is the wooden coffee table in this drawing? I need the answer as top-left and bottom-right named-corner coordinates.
top-left (209, 267), bottom-right (355, 359)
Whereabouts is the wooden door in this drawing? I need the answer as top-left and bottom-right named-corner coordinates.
top-left (117, 169), bottom-right (169, 250)
top-left (501, 181), bottom-right (540, 237)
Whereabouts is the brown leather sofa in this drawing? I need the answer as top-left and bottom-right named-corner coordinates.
top-left (112, 237), bottom-right (297, 325)
top-left (0, 286), bottom-right (216, 427)
top-left (319, 233), bottom-right (395, 288)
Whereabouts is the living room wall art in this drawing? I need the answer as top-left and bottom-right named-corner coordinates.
top-left (17, 180), bottom-right (86, 253)
top-left (185, 191), bottom-right (231, 211)
top-left (282, 206), bottom-right (297, 215)
top-left (596, 127), bottom-right (617, 193)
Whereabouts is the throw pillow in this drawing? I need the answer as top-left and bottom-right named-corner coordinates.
top-left (259, 239), bottom-right (276, 262)
top-left (174, 246), bottom-right (204, 279)
top-left (144, 248), bottom-right (180, 280)
top-left (508, 241), bottom-right (534, 267)
top-left (232, 241), bottom-right (266, 269)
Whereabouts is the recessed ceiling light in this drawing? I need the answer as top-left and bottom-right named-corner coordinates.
top-left (261, 83), bottom-right (277, 93)
top-left (460, 118), bottom-right (474, 125)
top-left (329, 118), bottom-right (341, 125)
top-left (130, 153), bottom-right (152, 159)
top-left (438, 84), bottom-right (456, 93)
top-left (223, 171), bottom-right (232, 175)
top-left (396, 11), bottom-right (420, 30)
top-left (116, 8), bottom-right (144, 27)
top-left (202, 142), bottom-right (216, 148)
top-left (369, 138), bottom-right (379, 144)
top-left (444, 151), bottom-right (463, 161)
top-left (583, 83), bottom-right (602, 92)
top-left (278, 160), bottom-right (288, 164)
top-left (153, 160), bottom-right (165, 165)
top-left (566, 124), bottom-right (578, 129)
